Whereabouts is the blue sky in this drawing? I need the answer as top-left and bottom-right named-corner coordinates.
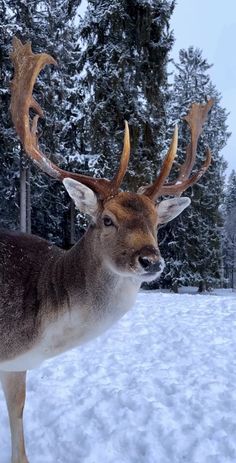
top-left (78, 0), bottom-right (235, 176)
top-left (170, 0), bottom-right (236, 176)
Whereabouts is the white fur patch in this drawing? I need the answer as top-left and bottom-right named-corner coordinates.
top-left (0, 279), bottom-right (138, 372)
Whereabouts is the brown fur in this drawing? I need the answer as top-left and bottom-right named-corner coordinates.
top-left (0, 191), bottom-right (162, 463)
top-left (0, 230), bottom-right (63, 360)
top-left (0, 193), bottom-right (159, 363)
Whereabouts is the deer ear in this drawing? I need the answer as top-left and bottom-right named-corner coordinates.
top-left (63, 178), bottom-right (98, 218)
top-left (157, 197), bottom-right (191, 224)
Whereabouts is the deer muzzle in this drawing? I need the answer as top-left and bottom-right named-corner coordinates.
top-left (135, 245), bottom-right (164, 275)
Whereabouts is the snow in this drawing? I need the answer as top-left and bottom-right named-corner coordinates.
top-left (1, 291), bottom-right (236, 463)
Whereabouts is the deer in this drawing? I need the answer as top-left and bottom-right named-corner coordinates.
top-left (0, 37), bottom-right (213, 463)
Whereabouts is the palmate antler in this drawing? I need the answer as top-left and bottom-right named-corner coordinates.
top-left (10, 37), bottom-right (212, 201)
top-left (141, 99), bottom-right (214, 200)
top-left (10, 37), bottom-right (130, 200)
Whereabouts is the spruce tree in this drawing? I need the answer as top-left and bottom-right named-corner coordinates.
top-left (78, 0), bottom-right (175, 191)
top-left (159, 47), bottom-right (229, 291)
top-left (0, 1), bottom-right (82, 245)
top-left (0, 1), bottom-right (21, 230)
top-left (28, 0), bottom-right (83, 246)
top-left (223, 170), bottom-right (236, 288)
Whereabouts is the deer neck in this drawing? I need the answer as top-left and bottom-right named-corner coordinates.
top-left (34, 226), bottom-right (140, 360)
top-left (57, 225), bottom-right (140, 315)
top-left (0, 227), bottom-right (140, 372)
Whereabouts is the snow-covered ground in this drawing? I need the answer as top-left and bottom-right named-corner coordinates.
top-left (1, 291), bottom-right (236, 463)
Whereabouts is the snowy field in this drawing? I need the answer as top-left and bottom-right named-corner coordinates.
top-left (1, 291), bottom-right (236, 463)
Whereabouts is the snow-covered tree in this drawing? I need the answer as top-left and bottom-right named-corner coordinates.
top-left (223, 170), bottom-right (236, 288)
top-left (1, 1), bottom-right (176, 246)
top-left (0, 1), bottom-right (22, 230)
top-left (28, 1), bottom-right (83, 246)
top-left (159, 47), bottom-right (229, 291)
top-left (0, 1), bottom-right (83, 245)
top-left (78, 0), bottom-right (175, 191)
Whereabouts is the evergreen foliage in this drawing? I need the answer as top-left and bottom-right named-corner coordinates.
top-left (28, 0), bottom-right (83, 246)
top-left (78, 0), bottom-right (175, 191)
top-left (0, 3), bottom-right (231, 291)
top-left (223, 170), bottom-right (236, 288)
top-left (0, 0), bottom-right (21, 229)
top-left (0, 1), bottom-right (82, 244)
top-left (158, 47), bottom-right (229, 291)
top-left (1, 0), bottom-right (175, 246)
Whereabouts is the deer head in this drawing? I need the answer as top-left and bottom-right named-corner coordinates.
top-left (10, 38), bottom-right (213, 282)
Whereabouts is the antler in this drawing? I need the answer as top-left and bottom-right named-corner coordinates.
top-left (141, 99), bottom-right (214, 200)
top-left (10, 37), bottom-right (130, 199)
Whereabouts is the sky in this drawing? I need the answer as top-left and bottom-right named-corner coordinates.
top-left (170, 0), bottom-right (236, 177)
top-left (78, 0), bottom-right (235, 177)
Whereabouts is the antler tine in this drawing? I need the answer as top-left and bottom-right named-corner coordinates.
top-left (161, 146), bottom-right (212, 196)
top-left (109, 120), bottom-right (130, 195)
top-left (177, 98), bottom-right (214, 182)
top-left (10, 38), bottom-right (130, 199)
top-left (138, 125), bottom-right (178, 197)
top-left (141, 100), bottom-right (214, 200)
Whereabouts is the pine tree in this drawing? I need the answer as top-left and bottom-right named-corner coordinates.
top-left (223, 170), bottom-right (236, 288)
top-left (159, 47), bottom-right (229, 291)
top-left (0, 0), bottom-right (53, 232)
top-left (0, 1), bottom-right (82, 245)
top-left (28, 0), bottom-right (83, 246)
top-left (224, 170), bottom-right (236, 214)
top-left (0, 1), bottom-right (21, 230)
top-left (1, 1), bottom-right (176, 247)
top-left (78, 0), bottom-right (175, 192)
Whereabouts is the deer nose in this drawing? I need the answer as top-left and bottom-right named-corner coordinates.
top-left (138, 256), bottom-right (162, 273)
top-left (137, 246), bottom-right (162, 273)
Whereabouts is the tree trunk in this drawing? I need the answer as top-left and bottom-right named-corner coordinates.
top-left (70, 199), bottom-right (76, 246)
top-left (20, 152), bottom-right (31, 233)
top-left (198, 280), bottom-right (206, 293)
top-left (219, 234), bottom-right (224, 288)
top-left (26, 166), bottom-right (31, 234)
top-left (20, 153), bottom-right (27, 233)
top-left (233, 236), bottom-right (236, 289)
top-left (172, 281), bottom-right (179, 293)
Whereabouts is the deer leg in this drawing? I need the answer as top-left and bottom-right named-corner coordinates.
top-left (0, 371), bottom-right (29, 463)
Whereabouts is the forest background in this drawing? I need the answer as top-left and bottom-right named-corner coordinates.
top-left (0, 0), bottom-right (235, 291)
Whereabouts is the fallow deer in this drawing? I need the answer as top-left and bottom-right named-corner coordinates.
top-left (0, 38), bottom-right (213, 463)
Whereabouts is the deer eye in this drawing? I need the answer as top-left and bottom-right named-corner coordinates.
top-left (103, 216), bottom-right (114, 227)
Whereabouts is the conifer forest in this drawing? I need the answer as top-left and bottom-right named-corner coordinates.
top-left (0, 0), bottom-right (235, 291)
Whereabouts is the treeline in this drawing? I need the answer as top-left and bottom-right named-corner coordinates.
top-left (0, 0), bottom-right (234, 290)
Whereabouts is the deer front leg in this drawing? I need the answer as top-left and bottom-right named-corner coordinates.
top-left (0, 371), bottom-right (29, 463)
